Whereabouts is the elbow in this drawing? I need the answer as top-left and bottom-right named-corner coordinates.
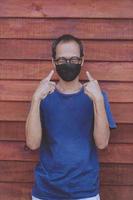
top-left (25, 141), bottom-right (40, 150)
top-left (25, 128), bottom-right (41, 151)
top-left (96, 129), bottom-right (110, 150)
top-left (29, 145), bottom-right (39, 151)
top-left (96, 141), bottom-right (109, 150)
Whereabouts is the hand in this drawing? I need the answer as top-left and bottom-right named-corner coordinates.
top-left (32, 69), bottom-right (56, 101)
top-left (83, 71), bottom-right (103, 101)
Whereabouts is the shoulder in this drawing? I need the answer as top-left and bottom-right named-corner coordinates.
top-left (101, 89), bottom-right (108, 96)
top-left (40, 90), bottom-right (57, 107)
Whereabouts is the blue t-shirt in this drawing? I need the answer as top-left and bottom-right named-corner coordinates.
top-left (32, 86), bottom-right (117, 200)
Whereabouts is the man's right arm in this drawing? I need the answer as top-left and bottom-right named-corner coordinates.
top-left (25, 97), bottom-right (45, 150)
top-left (25, 69), bottom-right (55, 150)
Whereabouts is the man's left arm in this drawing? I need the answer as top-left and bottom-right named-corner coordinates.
top-left (93, 95), bottom-right (110, 150)
top-left (83, 71), bottom-right (115, 150)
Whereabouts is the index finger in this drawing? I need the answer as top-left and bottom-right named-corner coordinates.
top-left (45, 70), bottom-right (54, 81)
top-left (86, 71), bottom-right (94, 81)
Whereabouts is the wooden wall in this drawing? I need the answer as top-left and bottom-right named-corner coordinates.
top-left (0, 1), bottom-right (133, 199)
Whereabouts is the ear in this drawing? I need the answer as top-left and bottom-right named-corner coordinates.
top-left (81, 56), bottom-right (84, 66)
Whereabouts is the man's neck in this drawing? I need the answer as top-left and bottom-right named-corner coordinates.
top-left (56, 77), bottom-right (82, 92)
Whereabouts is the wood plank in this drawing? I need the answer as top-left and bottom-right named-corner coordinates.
top-left (0, 182), bottom-right (32, 200)
top-left (0, 61), bottom-right (133, 81)
top-left (0, 80), bottom-right (133, 102)
top-left (109, 124), bottom-right (133, 144)
top-left (112, 103), bottom-right (133, 123)
top-left (0, 183), bottom-right (133, 200)
top-left (0, 121), bottom-right (25, 141)
top-left (0, 40), bottom-right (133, 61)
top-left (0, 122), bottom-right (132, 144)
top-left (0, 18), bottom-right (133, 39)
top-left (98, 144), bottom-right (133, 164)
top-left (0, 141), bottom-right (39, 161)
top-left (0, 142), bottom-right (133, 163)
top-left (100, 163), bottom-right (133, 186)
top-left (0, 101), bottom-right (29, 122)
top-left (0, 161), bottom-right (35, 183)
top-left (0, 161), bottom-right (133, 186)
top-left (100, 186), bottom-right (133, 200)
top-left (100, 82), bottom-right (133, 103)
top-left (0, 102), bottom-right (132, 123)
top-left (0, 0), bottom-right (133, 18)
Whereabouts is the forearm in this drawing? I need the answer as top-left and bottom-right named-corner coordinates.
top-left (25, 98), bottom-right (43, 150)
top-left (93, 96), bottom-right (110, 149)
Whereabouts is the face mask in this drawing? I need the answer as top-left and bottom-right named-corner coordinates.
top-left (55, 63), bottom-right (81, 81)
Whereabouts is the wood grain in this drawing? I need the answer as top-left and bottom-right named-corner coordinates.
top-left (0, 161), bottom-right (133, 186)
top-left (0, 1), bottom-right (133, 199)
top-left (0, 40), bottom-right (133, 61)
top-left (0, 182), bottom-right (32, 200)
top-left (0, 183), bottom-right (133, 200)
top-left (0, 0), bottom-right (133, 18)
top-left (0, 122), bottom-right (132, 143)
top-left (100, 186), bottom-right (133, 200)
top-left (0, 101), bottom-right (132, 123)
top-left (0, 80), bottom-right (133, 102)
top-left (0, 142), bottom-right (132, 164)
top-left (98, 144), bottom-right (133, 164)
top-left (0, 18), bottom-right (133, 39)
top-left (0, 61), bottom-right (133, 81)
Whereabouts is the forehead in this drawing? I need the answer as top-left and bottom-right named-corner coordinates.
top-left (56, 40), bottom-right (80, 58)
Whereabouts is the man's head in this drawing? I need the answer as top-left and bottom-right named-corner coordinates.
top-left (51, 34), bottom-right (84, 82)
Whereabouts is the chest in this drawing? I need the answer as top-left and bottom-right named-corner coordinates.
top-left (42, 94), bottom-right (94, 128)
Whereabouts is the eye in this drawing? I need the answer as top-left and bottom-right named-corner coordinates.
top-left (54, 57), bottom-right (66, 65)
top-left (70, 57), bottom-right (82, 64)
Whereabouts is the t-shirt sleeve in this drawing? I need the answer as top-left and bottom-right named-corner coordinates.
top-left (101, 90), bottom-right (117, 129)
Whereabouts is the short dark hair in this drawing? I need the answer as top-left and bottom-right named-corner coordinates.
top-left (52, 34), bottom-right (84, 59)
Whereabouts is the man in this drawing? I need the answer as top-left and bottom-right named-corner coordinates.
top-left (25, 34), bottom-right (117, 200)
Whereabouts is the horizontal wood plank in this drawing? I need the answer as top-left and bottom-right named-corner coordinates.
top-left (0, 18), bottom-right (133, 39)
top-left (0, 182), bottom-right (32, 200)
top-left (0, 142), bottom-right (133, 163)
top-left (0, 80), bottom-right (133, 102)
top-left (0, 161), bottom-right (35, 183)
top-left (98, 144), bottom-right (133, 164)
top-left (0, 161), bottom-right (133, 186)
top-left (0, 0), bottom-right (133, 18)
top-left (0, 61), bottom-right (133, 81)
top-left (0, 141), bottom-right (39, 161)
top-left (111, 103), bottom-right (133, 123)
top-left (100, 163), bottom-right (133, 186)
top-left (100, 185), bottom-right (133, 200)
top-left (0, 122), bottom-right (132, 144)
top-left (109, 124), bottom-right (133, 144)
top-left (0, 102), bottom-right (132, 123)
top-left (0, 40), bottom-right (133, 61)
top-left (0, 101), bottom-right (29, 122)
top-left (0, 1), bottom-right (132, 199)
top-left (0, 183), bottom-right (133, 200)
top-left (0, 121), bottom-right (25, 141)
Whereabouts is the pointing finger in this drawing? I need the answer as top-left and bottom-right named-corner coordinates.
top-left (86, 71), bottom-right (94, 81)
top-left (46, 70), bottom-right (54, 81)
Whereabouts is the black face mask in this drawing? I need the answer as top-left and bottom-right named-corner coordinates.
top-left (55, 63), bottom-right (81, 82)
